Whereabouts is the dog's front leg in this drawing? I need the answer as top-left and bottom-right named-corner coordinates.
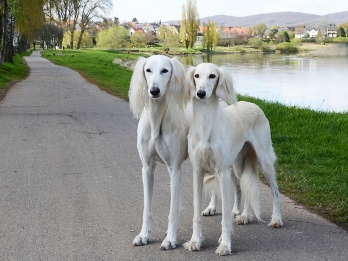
top-left (183, 169), bottom-right (204, 251)
top-left (133, 164), bottom-right (155, 246)
top-left (161, 166), bottom-right (182, 250)
top-left (216, 169), bottom-right (234, 256)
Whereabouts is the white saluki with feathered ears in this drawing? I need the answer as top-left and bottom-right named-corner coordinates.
top-left (183, 63), bottom-right (283, 255)
top-left (129, 55), bottom-right (190, 250)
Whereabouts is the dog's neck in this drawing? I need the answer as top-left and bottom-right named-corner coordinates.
top-left (191, 97), bottom-right (220, 143)
top-left (145, 95), bottom-right (169, 140)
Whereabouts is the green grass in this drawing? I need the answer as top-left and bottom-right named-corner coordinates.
top-left (41, 49), bottom-right (142, 100)
top-left (0, 51), bottom-right (32, 93)
top-left (240, 96), bottom-right (348, 228)
top-left (43, 49), bottom-right (348, 229)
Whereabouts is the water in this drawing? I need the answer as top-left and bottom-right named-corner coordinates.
top-left (178, 44), bottom-right (348, 113)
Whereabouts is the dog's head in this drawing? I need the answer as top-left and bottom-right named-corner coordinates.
top-left (185, 63), bottom-right (237, 105)
top-left (129, 55), bottom-right (188, 118)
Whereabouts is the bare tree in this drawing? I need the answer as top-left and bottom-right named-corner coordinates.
top-left (76, 0), bottom-right (112, 49)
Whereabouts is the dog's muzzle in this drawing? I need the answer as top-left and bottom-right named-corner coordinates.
top-left (196, 90), bottom-right (206, 99)
top-left (150, 86), bottom-right (160, 98)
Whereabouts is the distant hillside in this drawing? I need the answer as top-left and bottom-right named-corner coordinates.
top-left (166, 11), bottom-right (348, 27)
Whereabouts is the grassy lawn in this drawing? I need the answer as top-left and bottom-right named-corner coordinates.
top-left (42, 49), bottom-right (348, 229)
top-left (0, 51), bottom-right (32, 99)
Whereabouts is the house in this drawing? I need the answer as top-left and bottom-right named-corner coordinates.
top-left (325, 24), bottom-right (337, 38)
top-left (294, 27), bottom-right (306, 38)
top-left (219, 26), bottom-right (251, 39)
top-left (307, 28), bottom-right (318, 38)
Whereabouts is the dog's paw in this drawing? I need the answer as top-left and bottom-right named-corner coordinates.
top-left (133, 235), bottom-right (149, 246)
top-left (216, 243), bottom-right (232, 256)
top-left (202, 206), bottom-right (216, 216)
top-left (160, 239), bottom-right (177, 250)
top-left (183, 239), bottom-right (202, 251)
top-left (268, 217), bottom-right (283, 228)
top-left (235, 215), bottom-right (251, 225)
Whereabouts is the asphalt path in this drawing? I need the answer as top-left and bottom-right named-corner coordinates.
top-left (0, 51), bottom-right (347, 260)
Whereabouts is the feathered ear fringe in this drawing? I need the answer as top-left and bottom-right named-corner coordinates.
top-left (216, 67), bottom-right (237, 105)
top-left (128, 57), bottom-right (148, 118)
top-left (169, 57), bottom-right (190, 110)
top-left (184, 66), bottom-right (197, 99)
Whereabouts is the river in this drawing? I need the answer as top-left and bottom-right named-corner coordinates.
top-left (178, 43), bottom-right (348, 113)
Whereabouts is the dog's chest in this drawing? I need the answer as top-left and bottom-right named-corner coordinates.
top-left (191, 140), bottom-right (217, 172)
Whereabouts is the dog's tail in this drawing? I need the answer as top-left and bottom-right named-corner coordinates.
top-left (239, 148), bottom-right (264, 222)
top-left (203, 175), bottom-right (221, 198)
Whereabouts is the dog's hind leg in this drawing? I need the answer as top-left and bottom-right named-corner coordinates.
top-left (202, 190), bottom-right (217, 216)
top-left (161, 166), bottom-right (182, 250)
top-left (260, 159), bottom-right (283, 228)
top-left (133, 162), bottom-right (155, 246)
top-left (231, 171), bottom-right (242, 217)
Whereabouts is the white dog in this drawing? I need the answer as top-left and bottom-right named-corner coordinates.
top-left (129, 55), bottom-right (190, 250)
top-left (183, 63), bottom-right (283, 255)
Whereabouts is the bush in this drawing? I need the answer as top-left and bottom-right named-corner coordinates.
top-left (275, 42), bottom-right (298, 53)
top-left (290, 38), bottom-right (302, 46)
top-left (333, 37), bottom-right (348, 43)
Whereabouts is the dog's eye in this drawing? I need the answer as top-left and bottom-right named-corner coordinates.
top-left (209, 74), bottom-right (216, 79)
top-left (162, 69), bottom-right (168, 73)
top-left (194, 74), bottom-right (199, 78)
top-left (146, 68), bottom-right (151, 73)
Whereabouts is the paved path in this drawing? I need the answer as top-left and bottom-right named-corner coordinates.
top-left (0, 51), bottom-right (347, 260)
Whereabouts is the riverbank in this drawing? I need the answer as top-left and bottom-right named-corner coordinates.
top-left (42, 49), bottom-right (348, 229)
top-left (117, 42), bottom-right (337, 56)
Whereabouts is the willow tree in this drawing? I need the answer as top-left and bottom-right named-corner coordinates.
top-left (203, 20), bottom-right (219, 50)
top-left (0, 0), bottom-right (45, 64)
top-left (180, 0), bottom-right (199, 49)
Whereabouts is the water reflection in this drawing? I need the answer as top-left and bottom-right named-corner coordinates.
top-left (178, 44), bottom-right (348, 113)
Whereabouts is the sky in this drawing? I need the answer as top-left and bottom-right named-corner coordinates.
top-left (109, 0), bottom-right (347, 23)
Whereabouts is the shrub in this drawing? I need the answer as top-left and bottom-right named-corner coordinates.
top-left (333, 37), bottom-right (348, 43)
top-left (275, 42), bottom-right (298, 53)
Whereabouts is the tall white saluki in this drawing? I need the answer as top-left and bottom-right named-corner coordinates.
top-left (183, 63), bottom-right (283, 255)
top-left (129, 55), bottom-right (189, 250)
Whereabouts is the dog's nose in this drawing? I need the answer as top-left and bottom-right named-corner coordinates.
top-left (150, 87), bottom-right (160, 97)
top-left (197, 90), bottom-right (206, 99)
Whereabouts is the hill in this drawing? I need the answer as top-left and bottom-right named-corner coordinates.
top-left (166, 11), bottom-right (348, 27)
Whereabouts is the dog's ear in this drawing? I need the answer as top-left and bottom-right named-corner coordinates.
top-left (216, 67), bottom-right (237, 104)
top-left (129, 57), bottom-right (147, 118)
top-left (169, 57), bottom-right (189, 109)
top-left (185, 66), bottom-right (197, 98)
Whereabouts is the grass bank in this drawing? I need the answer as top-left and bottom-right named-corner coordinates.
top-left (0, 51), bottom-right (32, 100)
top-left (42, 49), bottom-right (348, 229)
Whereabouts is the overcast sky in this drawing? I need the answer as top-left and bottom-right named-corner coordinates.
top-left (110, 0), bottom-right (347, 23)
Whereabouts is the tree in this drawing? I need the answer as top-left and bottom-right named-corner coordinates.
top-left (252, 23), bottom-right (267, 38)
top-left (96, 25), bottom-right (128, 49)
top-left (130, 30), bottom-right (146, 47)
top-left (157, 24), bottom-right (180, 49)
top-left (39, 23), bottom-right (63, 49)
top-left (275, 30), bottom-right (290, 44)
top-left (76, 0), bottom-right (112, 49)
top-left (180, 0), bottom-right (200, 49)
top-left (202, 20), bottom-right (219, 50)
top-left (337, 21), bottom-right (348, 37)
top-left (1, 0), bottom-right (45, 64)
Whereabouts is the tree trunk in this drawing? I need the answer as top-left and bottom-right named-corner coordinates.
top-left (0, 0), bottom-right (8, 65)
top-left (76, 28), bottom-right (85, 49)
